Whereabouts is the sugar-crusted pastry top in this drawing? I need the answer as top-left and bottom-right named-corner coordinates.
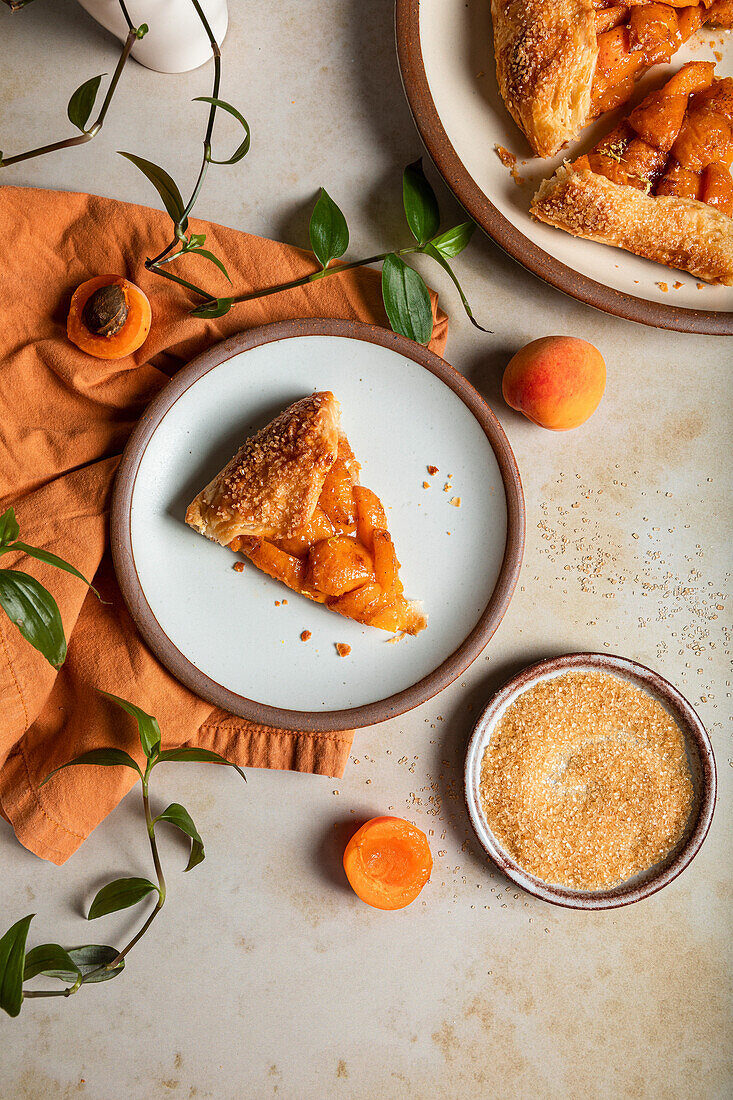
top-left (185, 391), bottom-right (340, 545)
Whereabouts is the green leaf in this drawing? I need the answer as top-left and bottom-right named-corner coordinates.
top-left (381, 254), bottom-right (434, 346)
top-left (100, 691), bottom-right (161, 758)
top-left (403, 159), bottom-right (440, 246)
top-left (23, 944), bottom-right (80, 983)
top-left (0, 570), bottom-right (66, 668)
top-left (190, 298), bottom-right (233, 319)
top-left (67, 73), bottom-right (104, 132)
top-left (40, 748), bottom-right (142, 788)
top-left (423, 243), bottom-right (491, 333)
top-left (66, 945), bottom-right (124, 983)
top-left (154, 747), bottom-right (246, 782)
top-left (429, 220), bottom-right (476, 258)
top-left (194, 97), bottom-right (251, 165)
top-left (0, 507), bottom-right (20, 546)
top-left (154, 803), bottom-right (204, 872)
top-left (0, 541), bottom-right (101, 599)
top-left (309, 188), bottom-right (349, 270)
top-left (136, 23), bottom-right (149, 39)
top-left (0, 914), bottom-right (33, 1018)
top-left (186, 248), bottom-right (231, 283)
top-left (88, 878), bottom-right (158, 920)
top-left (118, 152), bottom-right (188, 231)
top-left (187, 233), bottom-right (206, 248)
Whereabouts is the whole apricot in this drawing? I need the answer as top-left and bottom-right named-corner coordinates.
top-left (502, 336), bottom-right (606, 431)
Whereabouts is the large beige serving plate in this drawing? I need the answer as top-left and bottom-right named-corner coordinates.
top-left (396, 0), bottom-right (733, 334)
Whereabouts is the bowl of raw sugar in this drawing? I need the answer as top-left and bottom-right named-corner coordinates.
top-left (464, 653), bottom-right (717, 910)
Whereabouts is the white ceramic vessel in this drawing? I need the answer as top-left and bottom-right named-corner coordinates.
top-left (76, 0), bottom-right (228, 73)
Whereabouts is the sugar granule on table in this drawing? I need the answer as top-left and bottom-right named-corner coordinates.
top-left (479, 671), bottom-right (693, 891)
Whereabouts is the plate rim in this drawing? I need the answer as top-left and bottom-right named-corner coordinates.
top-left (464, 652), bottom-right (717, 909)
top-left (395, 0), bottom-right (733, 336)
top-left (111, 317), bottom-right (526, 732)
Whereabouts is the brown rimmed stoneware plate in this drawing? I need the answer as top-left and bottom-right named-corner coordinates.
top-left (396, 0), bottom-right (733, 334)
top-left (464, 653), bottom-right (717, 909)
top-left (111, 318), bottom-right (525, 732)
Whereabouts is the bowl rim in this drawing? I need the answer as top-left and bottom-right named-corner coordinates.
top-left (111, 317), bottom-right (526, 731)
top-left (464, 652), bottom-right (717, 910)
top-left (395, 0), bottom-right (733, 336)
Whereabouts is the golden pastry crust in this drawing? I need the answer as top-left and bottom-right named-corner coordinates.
top-left (185, 391), bottom-right (340, 546)
top-left (491, 0), bottom-right (597, 158)
top-left (531, 164), bottom-right (733, 285)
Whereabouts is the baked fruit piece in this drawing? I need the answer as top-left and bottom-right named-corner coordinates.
top-left (530, 62), bottom-right (733, 284)
top-left (491, 0), bottom-right (732, 157)
top-left (185, 392), bottom-right (427, 636)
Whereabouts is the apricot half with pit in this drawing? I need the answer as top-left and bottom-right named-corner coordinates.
top-left (502, 336), bottom-right (606, 431)
top-left (67, 275), bottom-right (152, 360)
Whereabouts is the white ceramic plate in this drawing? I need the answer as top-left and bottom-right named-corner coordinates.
top-left (111, 321), bottom-right (525, 731)
top-left (397, 0), bottom-right (733, 332)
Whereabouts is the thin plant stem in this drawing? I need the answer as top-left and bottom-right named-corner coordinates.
top-left (1, 27), bottom-right (137, 168)
top-left (146, 0), bottom-right (221, 269)
top-left (196, 246), bottom-right (421, 311)
top-left (117, 0), bottom-right (134, 31)
top-left (23, 989), bottom-right (73, 999)
top-left (150, 264), bottom-right (214, 298)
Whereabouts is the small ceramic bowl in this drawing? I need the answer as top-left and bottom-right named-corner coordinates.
top-left (464, 653), bottom-right (717, 910)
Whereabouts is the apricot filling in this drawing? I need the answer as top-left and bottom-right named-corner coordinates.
top-left (590, 0), bottom-right (732, 117)
top-left (231, 446), bottom-right (426, 636)
top-left (574, 62), bottom-right (733, 214)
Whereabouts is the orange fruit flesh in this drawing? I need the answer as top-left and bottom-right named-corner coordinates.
top-left (67, 275), bottom-right (152, 360)
top-left (343, 816), bottom-right (433, 911)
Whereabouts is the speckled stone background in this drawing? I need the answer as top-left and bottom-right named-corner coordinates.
top-left (0, 3), bottom-right (731, 1098)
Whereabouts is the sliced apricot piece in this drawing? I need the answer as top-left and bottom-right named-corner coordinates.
top-left (628, 91), bottom-right (689, 153)
top-left (320, 456), bottom-right (357, 526)
top-left (700, 161), bottom-right (733, 214)
top-left (628, 4), bottom-right (681, 64)
top-left (353, 486), bottom-right (388, 551)
top-left (372, 530), bottom-right (402, 599)
top-left (594, 4), bottom-right (631, 34)
top-left (276, 507), bottom-right (334, 557)
top-left (618, 137), bottom-right (669, 189)
top-left (67, 275), bottom-right (151, 360)
top-left (241, 539), bottom-right (326, 602)
top-left (306, 536), bottom-right (373, 597)
top-left (671, 106), bottom-right (731, 171)
top-left (327, 581), bottom-right (386, 624)
top-left (655, 159), bottom-right (702, 199)
top-left (343, 816), bottom-right (433, 910)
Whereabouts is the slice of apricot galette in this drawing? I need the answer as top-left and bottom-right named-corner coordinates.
top-left (492, 0), bottom-right (732, 158)
top-left (531, 61), bottom-right (733, 284)
top-left (185, 391), bottom-right (427, 636)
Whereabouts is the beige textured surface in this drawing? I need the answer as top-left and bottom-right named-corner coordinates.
top-left (0, 2), bottom-right (731, 1097)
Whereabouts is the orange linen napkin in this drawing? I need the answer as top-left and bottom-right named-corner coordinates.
top-left (0, 186), bottom-right (447, 865)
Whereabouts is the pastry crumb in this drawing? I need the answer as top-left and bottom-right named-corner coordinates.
top-left (300, 630), bottom-right (312, 641)
top-left (282, 599), bottom-right (288, 604)
top-left (494, 144), bottom-right (516, 168)
top-left (427, 465), bottom-right (439, 475)
top-left (275, 600), bottom-right (280, 606)
top-left (336, 642), bottom-right (351, 657)
top-left (673, 281), bottom-right (683, 289)
top-left (450, 496), bottom-right (462, 508)
top-left (233, 561), bottom-right (245, 573)
top-left (422, 481), bottom-right (430, 489)
top-left (443, 483), bottom-right (450, 493)
top-left (696, 283), bottom-right (705, 290)
top-left (656, 281), bottom-right (669, 293)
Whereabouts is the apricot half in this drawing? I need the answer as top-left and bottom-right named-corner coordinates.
top-left (343, 816), bottom-right (433, 910)
top-left (502, 336), bottom-right (606, 431)
top-left (67, 275), bottom-right (152, 360)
